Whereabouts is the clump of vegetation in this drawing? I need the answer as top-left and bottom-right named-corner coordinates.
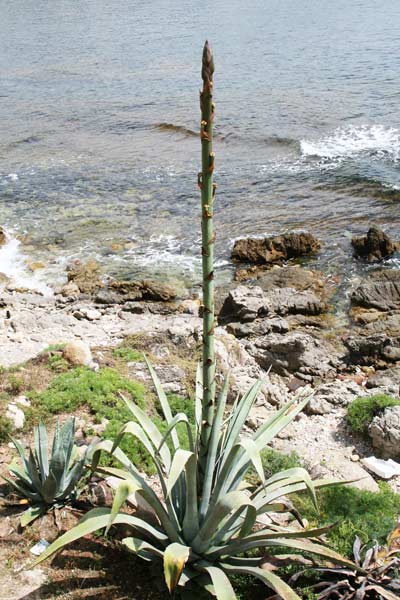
top-left (33, 44), bottom-right (352, 600)
top-left (29, 367), bottom-right (145, 417)
top-left (0, 415), bottom-right (13, 442)
top-left (112, 346), bottom-right (143, 362)
top-left (296, 523), bottom-right (400, 600)
top-left (295, 482), bottom-right (400, 558)
top-left (347, 394), bottom-right (400, 434)
top-left (4, 419), bottom-right (91, 526)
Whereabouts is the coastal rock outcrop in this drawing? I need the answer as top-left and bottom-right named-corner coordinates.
top-left (247, 331), bottom-right (340, 380)
top-left (351, 269), bottom-right (400, 312)
top-left (231, 232), bottom-right (321, 265)
top-left (369, 406), bottom-right (400, 459)
top-left (219, 285), bottom-right (325, 324)
top-left (343, 333), bottom-right (400, 367)
top-left (306, 379), bottom-right (367, 415)
top-left (95, 279), bottom-right (177, 304)
top-left (351, 226), bottom-right (399, 262)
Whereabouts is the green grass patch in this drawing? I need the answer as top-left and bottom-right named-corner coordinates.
top-left (28, 367), bottom-right (145, 417)
top-left (0, 415), bottom-right (13, 442)
top-left (294, 482), bottom-right (400, 557)
top-left (112, 347), bottom-right (143, 362)
top-left (347, 394), bottom-right (400, 434)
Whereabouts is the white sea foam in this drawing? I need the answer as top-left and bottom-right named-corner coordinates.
top-left (0, 231), bottom-right (53, 295)
top-left (300, 125), bottom-right (400, 160)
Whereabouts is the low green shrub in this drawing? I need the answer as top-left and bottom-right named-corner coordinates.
top-left (29, 367), bottom-right (145, 417)
top-left (347, 394), bottom-right (400, 434)
top-left (295, 482), bottom-right (400, 557)
top-left (0, 415), bottom-right (13, 442)
top-left (112, 347), bottom-right (143, 362)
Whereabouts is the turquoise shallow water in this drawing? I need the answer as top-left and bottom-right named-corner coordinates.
top-left (0, 0), bottom-right (399, 288)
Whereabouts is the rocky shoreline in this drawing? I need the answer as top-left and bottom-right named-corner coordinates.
top-left (1, 225), bottom-right (400, 495)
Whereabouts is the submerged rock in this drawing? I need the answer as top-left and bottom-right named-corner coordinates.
top-left (66, 259), bottom-right (103, 294)
top-left (352, 226), bottom-right (399, 262)
top-left (369, 406), bottom-right (400, 459)
top-left (0, 227), bottom-right (7, 246)
top-left (231, 232), bottom-right (321, 265)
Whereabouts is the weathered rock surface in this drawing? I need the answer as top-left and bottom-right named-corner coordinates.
top-left (352, 226), bottom-right (399, 262)
top-left (63, 341), bottom-right (93, 366)
top-left (66, 259), bottom-right (103, 294)
top-left (219, 285), bottom-right (326, 324)
top-left (306, 379), bottom-right (367, 415)
top-left (95, 279), bottom-right (177, 304)
top-left (231, 232), bottom-right (321, 265)
top-left (351, 269), bottom-right (400, 312)
top-left (369, 406), bottom-right (400, 459)
top-left (366, 366), bottom-right (400, 392)
top-left (248, 331), bottom-right (340, 379)
top-left (343, 333), bottom-right (400, 367)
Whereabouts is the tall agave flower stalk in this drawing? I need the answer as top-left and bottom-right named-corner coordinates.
top-left (30, 43), bottom-right (353, 600)
top-left (199, 40), bottom-right (217, 479)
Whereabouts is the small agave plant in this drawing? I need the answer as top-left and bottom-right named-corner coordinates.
top-left (31, 43), bottom-right (353, 599)
top-left (5, 418), bottom-right (90, 526)
top-left (296, 524), bottom-right (400, 600)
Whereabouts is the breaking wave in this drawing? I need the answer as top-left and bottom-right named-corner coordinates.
top-left (0, 230), bottom-right (52, 295)
top-left (300, 125), bottom-right (400, 160)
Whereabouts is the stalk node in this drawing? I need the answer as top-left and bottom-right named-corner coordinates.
top-left (197, 173), bottom-right (203, 189)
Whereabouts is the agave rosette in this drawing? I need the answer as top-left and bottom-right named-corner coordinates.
top-left (32, 363), bottom-right (353, 599)
top-left (5, 418), bottom-right (90, 526)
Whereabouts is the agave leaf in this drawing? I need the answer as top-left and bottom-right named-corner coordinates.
top-left (202, 565), bottom-right (238, 599)
top-left (200, 373), bottom-right (230, 518)
top-left (216, 536), bottom-right (356, 569)
top-left (119, 393), bottom-right (171, 470)
top-left (254, 478), bottom-right (341, 511)
top-left (27, 449), bottom-right (42, 491)
top-left (3, 475), bottom-right (42, 502)
top-left (182, 453), bottom-right (199, 542)
top-left (61, 418), bottom-right (75, 470)
top-left (122, 536), bottom-right (164, 558)
top-left (31, 507), bottom-right (169, 567)
top-left (193, 491), bottom-right (256, 554)
top-left (144, 356), bottom-right (180, 451)
top-left (41, 472), bottom-right (58, 504)
top-left (253, 395), bottom-right (310, 451)
top-left (257, 468), bottom-right (318, 511)
top-left (58, 457), bottom-right (87, 502)
top-left (34, 422), bottom-right (49, 480)
top-left (106, 479), bottom-right (141, 533)
top-left (91, 441), bottom-right (181, 543)
top-left (166, 450), bottom-right (193, 497)
top-left (163, 542), bottom-right (190, 593)
top-left (20, 505), bottom-right (45, 527)
top-left (220, 380), bottom-right (263, 466)
top-left (157, 413), bottom-right (195, 454)
top-left (49, 441), bottom-right (67, 497)
top-left (8, 460), bottom-right (36, 491)
top-left (122, 536), bottom-right (164, 561)
top-left (222, 563), bottom-right (301, 600)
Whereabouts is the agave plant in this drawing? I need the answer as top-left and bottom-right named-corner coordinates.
top-left (293, 524), bottom-right (400, 600)
top-left (5, 418), bottom-right (90, 526)
top-left (31, 43), bottom-right (353, 599)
